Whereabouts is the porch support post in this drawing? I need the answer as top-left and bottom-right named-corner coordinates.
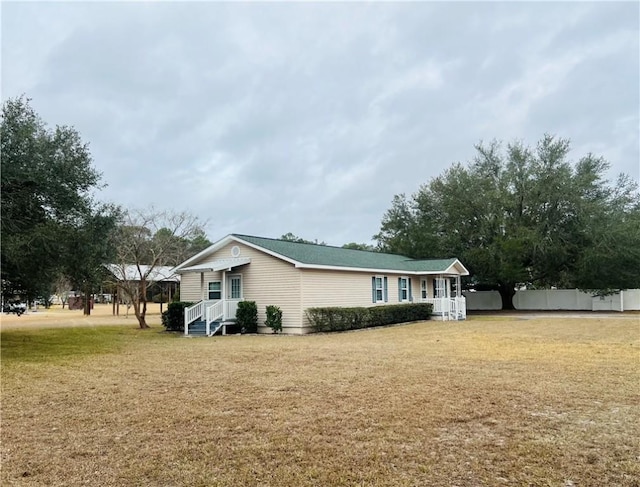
top-left (456, 276), bottom-right (461, 297)
top-left (221, 270), bottom-right (226, 319)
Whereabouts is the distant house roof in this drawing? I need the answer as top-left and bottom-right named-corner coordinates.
top-left (174, 234), bottom-right (469, 276)
top-left (104, 264), bottom-right (180, 283)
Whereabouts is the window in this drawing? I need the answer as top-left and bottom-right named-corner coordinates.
top-left (434, 278), bottom-right (447, 298)
top-left (375, 277), bottom-right (383, 302)
top-left (208, 281), bottom-right (221, 300)
top-left (372, 276), bottom-right (388, 303)
top-left (421, 279), bottom-right (428, 299)
top-left (398, 277), bottom-right (411, 302)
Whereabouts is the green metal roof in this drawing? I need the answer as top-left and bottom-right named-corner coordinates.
top-left (232, 234), bottom-right (460, 273)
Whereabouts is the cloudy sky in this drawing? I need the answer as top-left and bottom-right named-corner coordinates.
top-left (3, 1), bottom-right (639, 246)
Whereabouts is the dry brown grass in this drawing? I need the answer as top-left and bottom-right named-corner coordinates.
top-left (0, 303), bottom-right (163, 330)
top-left (2, 317), bottom-right (639, 486)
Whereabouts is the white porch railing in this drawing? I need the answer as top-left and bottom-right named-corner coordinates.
top-left (455, 296), bottom-right (466, 320)
top-left (184, 301), bottom-right (205, 335)
top-left (184, 299), bottom-right (244, 336)
top-left (205, 301), bottom-right (224, 335)
top-left (225, 299), bottom-right (241, 321)
top-left (422, 296), bottom-right (466, 321)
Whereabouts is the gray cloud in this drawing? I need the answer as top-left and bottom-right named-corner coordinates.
top-left (2, 2), bottom-right (638, 246)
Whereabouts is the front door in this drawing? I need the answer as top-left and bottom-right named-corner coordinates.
top-left (228, 275), bottom-right (242, 300)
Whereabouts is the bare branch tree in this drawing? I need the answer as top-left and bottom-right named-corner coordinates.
top-left (53, 275), bottom-right (72, 309)
top-left (108, 208), bottom-right (205, 329)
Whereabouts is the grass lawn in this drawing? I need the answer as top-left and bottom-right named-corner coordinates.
top-left (1, 317), bottom-right (639, 486)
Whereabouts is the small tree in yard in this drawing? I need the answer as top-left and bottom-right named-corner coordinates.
top-left (110, 208), bottom-right (206, 329)
top-left (265, 305), bottom-right (283, 333)
top-left (54, 275), bottom-right (71, 309)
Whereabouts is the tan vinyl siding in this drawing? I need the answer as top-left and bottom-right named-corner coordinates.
top-left (204, 242), bottom-right (302, 332)
top-left (300, 269), bottom-right (413, 313)
top-left (180, 271), bottom-right (223, 301)
top-left (301, 269), bottom-right (376, 309)
top-left (179, 273), bottom-right (202, 301)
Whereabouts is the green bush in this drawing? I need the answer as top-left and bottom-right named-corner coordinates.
top-left (236, 301), bottom-right (258, 333)
top-left (303, 307), bottom-right (369, 332)
top-left (265, 305), bottom-right (283, 333)
top-left (305, 303), bottom-right (433, 333)
top-left (161, 301), bottom-right (194, 332)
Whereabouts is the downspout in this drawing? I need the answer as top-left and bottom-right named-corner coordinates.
top-left (200, 272), bottom-right (205, 301)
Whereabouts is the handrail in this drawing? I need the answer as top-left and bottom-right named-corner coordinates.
top-left (184, 301), bottom-right (204, 336)
top-left (183, 299), bottom-right (248, 336)
top-left (205, 301), bottom-right (224, 335)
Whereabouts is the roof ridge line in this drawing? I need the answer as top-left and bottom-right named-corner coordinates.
top-left (235, 234), bottom-right (406, 257)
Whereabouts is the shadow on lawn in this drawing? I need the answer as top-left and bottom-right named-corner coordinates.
top-left (0, 326), bottom-right (169, 364)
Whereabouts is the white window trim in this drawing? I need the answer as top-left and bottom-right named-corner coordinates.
top-left (208, 280), bottom-right (222, 300)
top-left (421, 279), bottom-right (428, 300)
top-left (399, 276), bottom-right (410, 302)
top-left (374, 275), bottom-right (385, 303)
top-left (228, 274), bottom-right (243, 300)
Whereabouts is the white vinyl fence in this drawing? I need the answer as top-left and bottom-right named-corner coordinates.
top-left (463, 289), bottom-right (640, 312)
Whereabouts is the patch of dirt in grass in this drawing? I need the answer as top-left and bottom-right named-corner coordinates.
top-left (1, 318), bottom-right (639, 486)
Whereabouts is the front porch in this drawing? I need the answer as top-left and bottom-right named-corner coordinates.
top-left (177, 256), bottom-right (250, 336)
top-left (414, 274), bottom-right (466, 321)
top-left (421, 296), bottom-right (467, 321)
top-left (184, 298), bottom-right (243, 336)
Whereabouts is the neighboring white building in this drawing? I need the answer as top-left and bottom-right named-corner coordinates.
top-left (104, 264), bottom-right (180, 303)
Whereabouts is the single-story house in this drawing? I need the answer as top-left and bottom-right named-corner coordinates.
top-left (173, 234), bottom-right (469, 335)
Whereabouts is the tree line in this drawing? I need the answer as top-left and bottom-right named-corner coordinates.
top-left (375, 136), bottom-right (640, 308)
top-left (3, 96), bottom-right (638, 318)
top-left (280, 136), bottom-right (640, 309)
top-left (1, 97), bottom-right (210, 327)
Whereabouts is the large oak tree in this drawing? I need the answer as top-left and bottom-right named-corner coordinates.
top-left (375, 135), bottom-right (640, 309)
top-left (1, 96), bottom-right (116, 303)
